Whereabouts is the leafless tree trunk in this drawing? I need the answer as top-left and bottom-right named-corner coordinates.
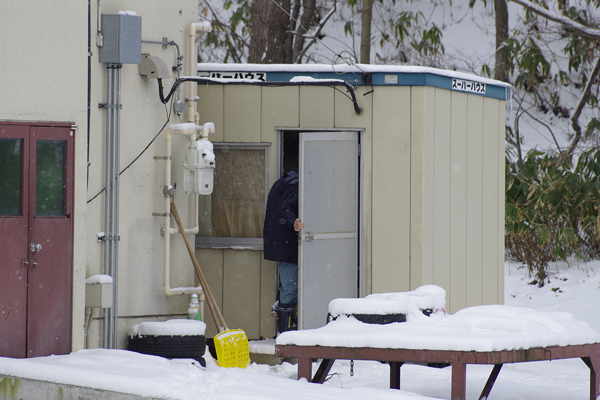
top-left (249, 0), bottom-right (290, 63)
top-left (284, 2), bottom-right (301, 63)
top-left (494, 0), bottom-right (509, 82)
top-left (360, 0), bottom-right (373, 64)
top-left (292, 0), bottom-right (317, 63)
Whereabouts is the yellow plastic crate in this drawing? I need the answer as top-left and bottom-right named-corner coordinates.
top-left (214, 329), bottom-right (249, 368)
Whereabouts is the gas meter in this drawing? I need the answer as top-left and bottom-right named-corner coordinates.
top-left (183, 139), bottom-right (215, 195)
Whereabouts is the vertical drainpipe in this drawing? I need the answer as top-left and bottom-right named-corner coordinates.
top-left (103, 63), bottom-right (122, 349)
top-left (112, 64), bottom-right (122, 348)
top-left (102, 64), bottom-right (113, 349)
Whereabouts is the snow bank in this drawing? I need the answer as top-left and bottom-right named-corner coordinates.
top-left (128, 319), bottom-right (206, 337)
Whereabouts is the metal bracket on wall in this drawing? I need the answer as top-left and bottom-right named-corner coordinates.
top-left (162, 185), bottom-right (174, 198)
top-left (362, 73), bottom-right (372, 85)
top-left (98, 103), bottom-right (123, 109)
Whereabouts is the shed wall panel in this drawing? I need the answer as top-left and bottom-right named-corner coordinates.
top-left (349, 87), bottom-right (373, 297)
top-left (371, 87), bottom-right (411, 293)
top-left (223, 250), bottom-right (261, 339)
top-left (465, 95), bottom-right (484, 307)
top-left (196, 249), bottom-right (224, 337)
top-left (432, 89), bottom-right (452, 304)
top-left (420, 87), bottom-right (436, 286)
top-left (409, 87), bottom-right (425, 289)
top-left (261, 86), bottom-right (300, 184)
top-left (260, 258), bottom-right (277, 338)
top-left (449, 91), bottom-right (468, 311)
top-left (497, 103), bottom-right (506, 305)
top-left (224, 86), bottom-right (261, 142)
top-left (334, 87), bottom-right (370, 128)
top-left (198, 85), bottom-right (225, 142)
top-left (300, 87), bottom-right (334, 127)
top-left (481, 97), bottom-right (501, 305)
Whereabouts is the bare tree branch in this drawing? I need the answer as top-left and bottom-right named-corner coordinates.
top-left (296, 2), bottom-right (337, 63)
top-left (568, 56), bottom-right (600, 156)
top-left (508, 0), bottom-right (600, 40)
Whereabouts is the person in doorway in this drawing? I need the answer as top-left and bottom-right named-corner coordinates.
top-left (263, 167), bottom-right (304, 334)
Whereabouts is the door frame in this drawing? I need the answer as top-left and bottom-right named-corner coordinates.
top-left (275, 128), bottom-right (364, 326)
top-left (0, 120), bottom-right (75, 357)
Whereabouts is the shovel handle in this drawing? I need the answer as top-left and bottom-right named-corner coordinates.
top-left (170, 202), bottom-right (228, 331)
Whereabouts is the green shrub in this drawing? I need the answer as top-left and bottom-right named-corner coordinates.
top-left (505, 149), bottom-right (600, 286)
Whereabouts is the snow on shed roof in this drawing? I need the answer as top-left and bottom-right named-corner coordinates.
top-left (197, 63), bottom-right (511, 101)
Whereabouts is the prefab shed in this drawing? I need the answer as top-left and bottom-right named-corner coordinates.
top-left (194, 63), bottom-right (509, 339)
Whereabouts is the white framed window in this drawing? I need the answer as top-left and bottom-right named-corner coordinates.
top-left (195, 142), bottom-right (269, 249)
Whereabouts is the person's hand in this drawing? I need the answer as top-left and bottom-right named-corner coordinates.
top-left (294, 218), bottom-right (304, 231)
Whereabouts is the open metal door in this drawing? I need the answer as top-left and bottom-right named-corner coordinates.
top-left (298, 131), bottom-right (359, 330)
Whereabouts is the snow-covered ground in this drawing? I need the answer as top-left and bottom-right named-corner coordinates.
top-left (1, 260), bottom-right (600, 400)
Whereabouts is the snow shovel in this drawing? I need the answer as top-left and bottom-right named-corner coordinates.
top-left (170, 202), bottom-right (249, 368)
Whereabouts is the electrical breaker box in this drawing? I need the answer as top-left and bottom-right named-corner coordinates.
top-left (85, 282), bottom-right (113, 308)
top-left (99, 14), bottom-right (142, 64)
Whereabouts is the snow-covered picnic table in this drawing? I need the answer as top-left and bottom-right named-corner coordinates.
top-left (275, 287), bottom-right (600, 400)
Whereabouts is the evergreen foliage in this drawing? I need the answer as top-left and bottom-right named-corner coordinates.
top-left (505, 148), bottom-right (600, 285)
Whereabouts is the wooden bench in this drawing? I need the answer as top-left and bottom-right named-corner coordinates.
top-left (275, 343), bottom-right (600, 400)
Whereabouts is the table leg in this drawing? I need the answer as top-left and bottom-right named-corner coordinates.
top-left (313, 359), bottom-right (336, 384)
top-left (479, 364), bottom-right (502, 400)
top-left (581, 356), bottom-right (600, 400)
top-left (451, 362), bottom-right (467, 400)
top-left (297, 358), bottom-right (313, 382)
top-left (389, 361), bottom-right (404, 389)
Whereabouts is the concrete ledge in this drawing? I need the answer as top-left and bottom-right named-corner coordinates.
top-left (0, 375), bottom-right (162, 400)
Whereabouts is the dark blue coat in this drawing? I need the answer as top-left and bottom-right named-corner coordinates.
top-left (263, 169), bottom-right (299, 264)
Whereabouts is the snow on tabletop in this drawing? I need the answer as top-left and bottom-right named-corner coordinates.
top-left (367, 285), bottom-right (447, 313)
top-left (249, 339), bottom-right (277, 355)
top-left (277, 305), bottom-right (600, 352)
top-left (329, 297), bottom-right (413, 317)
top-left (128, 319), bottom-right (206, 337)
top-left (329, 285), bottom-right (446, 318)
top-left (84, 274), bottom-right (113, 284)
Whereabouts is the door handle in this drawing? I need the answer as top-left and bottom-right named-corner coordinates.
top-left (30, 241), bottom-right (43, 253)
top-left (304, 231), bottom-right (314, 242)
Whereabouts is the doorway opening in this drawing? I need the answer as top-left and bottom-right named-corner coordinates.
top-left (276, 129), bottom-right (361, 330)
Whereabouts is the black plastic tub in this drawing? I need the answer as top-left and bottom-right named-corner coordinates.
top-left (128, 334), bottom-right (206, 367)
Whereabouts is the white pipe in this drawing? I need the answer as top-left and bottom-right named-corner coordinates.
top-left (84, 307), bottom-right (93, 349)
top-left (102, 65), bottom-right (113, 349)
top-left (187, 22), bottom-right (211, 124)
top-left (163, 128), bottom-right (201, 296)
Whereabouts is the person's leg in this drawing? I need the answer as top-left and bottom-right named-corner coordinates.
top-left (278, 262), bottom-right (298, 305)
top-left (277, 262), bottom-right (298, 333)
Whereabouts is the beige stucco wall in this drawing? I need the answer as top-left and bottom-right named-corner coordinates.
top-left (0, 1), bottom-right (89, 352)
top-left (83, 1), bottom-right (200, 350)
top-left (196, 79), bottom-right (505, 337)
top-left (1, 0), bottom-right (201, 351)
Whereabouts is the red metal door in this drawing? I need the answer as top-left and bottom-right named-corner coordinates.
top-left (0, 123), bottom-right (74, 358)
top-left (0, 125), bottom-right (30, 358)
